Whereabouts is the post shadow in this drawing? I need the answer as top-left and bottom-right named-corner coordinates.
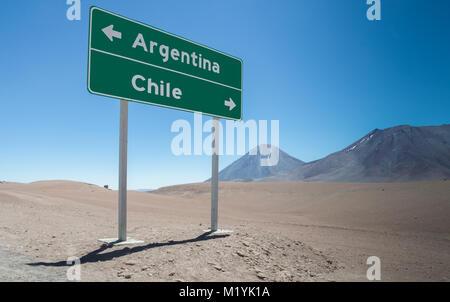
top-left (27, 231), bottom-right (229, 267)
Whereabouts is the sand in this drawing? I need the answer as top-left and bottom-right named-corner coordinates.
top-left (0, 180), bottom-right (448, 281)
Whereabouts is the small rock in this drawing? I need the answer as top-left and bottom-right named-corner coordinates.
top-left (125, 261), bottom-right (137, 266)
top-left (261, 248), bottom-right (270, 255)
top-left (169, 272), bottom-right (175, 276)
top-left (256, 273), bottom-right (267, 280)
top-left (242, 241), bottom-right (250, 247)
top-left (123, 274), bottom-right (132, 279)
top-left (236, 251), bottom-right (247, 257)
top-left (214, 265), bottom-right (224, 272)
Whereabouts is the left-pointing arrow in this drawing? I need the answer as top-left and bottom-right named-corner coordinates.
top-left (102, 25), bottom-right (122, 42)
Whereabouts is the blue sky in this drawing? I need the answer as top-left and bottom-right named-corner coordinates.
top-left (1, 0), bottom-right (449, 189)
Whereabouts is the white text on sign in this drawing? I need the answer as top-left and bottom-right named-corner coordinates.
top-left (132, 75), bottom-right (182, 100)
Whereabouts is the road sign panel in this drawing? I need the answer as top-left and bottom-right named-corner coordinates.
top-left (88, 7), bottom-right (242, 120)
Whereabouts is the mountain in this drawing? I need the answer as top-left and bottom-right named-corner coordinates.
top-left (207, 145), bottom-right (305, 182)
top-left (264, 124), bottom-right (450, 182)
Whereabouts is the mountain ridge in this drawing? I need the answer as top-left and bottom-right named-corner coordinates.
top-left (217, 124), bottom-right (450, 183)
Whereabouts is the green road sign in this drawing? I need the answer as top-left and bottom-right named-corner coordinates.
top-left (88, 7), bottom-right (242, 120)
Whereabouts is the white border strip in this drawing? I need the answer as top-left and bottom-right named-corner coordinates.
top-left (90, 48), bottom-right (242, 92)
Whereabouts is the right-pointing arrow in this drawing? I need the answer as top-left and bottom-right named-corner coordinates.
top-left (224, 97), bottom-right (236, 111)
top-left (102, 25), bottom-right (122, 42)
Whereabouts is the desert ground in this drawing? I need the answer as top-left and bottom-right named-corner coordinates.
top-left (0, 180), bottom-right (449, 282)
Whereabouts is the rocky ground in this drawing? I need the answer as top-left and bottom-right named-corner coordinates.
top-left (0, 180), bottom-right (448, 281)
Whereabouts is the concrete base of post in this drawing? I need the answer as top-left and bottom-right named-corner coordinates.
top-left (203, 229), bottom-right (233, 235)
top-left (98, 237), bottom-right (144, 246)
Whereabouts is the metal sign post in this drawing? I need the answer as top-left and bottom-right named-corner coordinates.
top-left (210, 118), bottom-right (219, 231)
top-left (99, 100), bottom-right (143, 245)
top-left (118, 100), bottom-right (128, 241)
top-left (206, 118), bottom-right (232, 234)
